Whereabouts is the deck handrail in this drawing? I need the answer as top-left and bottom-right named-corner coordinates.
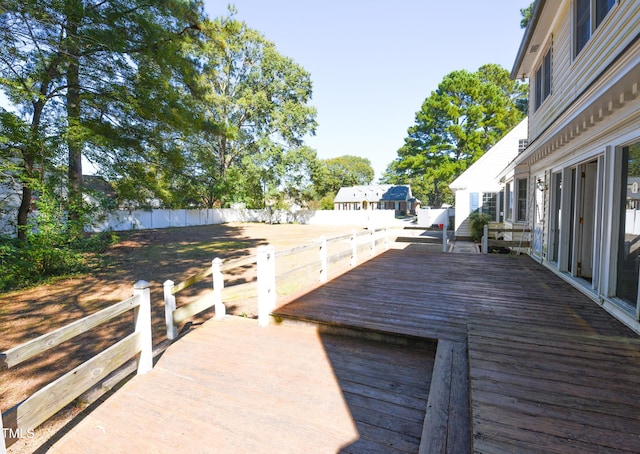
top-left (164, 227), bottom-right (394, 335)
top-left (482, 224), bottom-right (532, 253)
top-left (0, 281), bottom-right (152, 452)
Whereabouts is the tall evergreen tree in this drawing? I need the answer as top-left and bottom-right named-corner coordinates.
top-left (384, 64), bottom-right (527, 207)
top-left (521, 2), bottom-right (535, 28)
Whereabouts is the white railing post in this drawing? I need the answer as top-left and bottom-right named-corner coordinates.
top-left (385, 226), bottom-right (390, 249)
top-left (351, 230), bottom-right (357, 267)
top-left (212, 258), bottom-right (225, 319)
top-left (483, 224), bottom-right (489, 255)
top-left (133, 280), bottom-right (153, 375)
top-left (163, 280), bottom-right (178, 340)
top-left (443, 218), bottom-right (448, 252)
top-left (370, 229), bottom-right (375, 257)
top-left (257, 246), bottom-right (276, 327)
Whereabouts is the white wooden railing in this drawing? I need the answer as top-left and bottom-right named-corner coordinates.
top-left (164, 227), bottom-right (393, 333)
top-left (0, 281), bottom-right (152, 453)
top-left (481, 224), bottom-right (531, 254)
top-left (1, 226), bottom-right (411, 450)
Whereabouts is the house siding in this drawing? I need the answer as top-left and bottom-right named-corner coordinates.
top-left (511, 0), bottom-right (640, 334)
top-left (450, 119), bottom-right (528, 240)
top-left (529, 1), bottom-right (640, 142)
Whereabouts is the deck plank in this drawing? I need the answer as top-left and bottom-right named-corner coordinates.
top-left (468, 319), bottom-right (640, 454)
top-left (274, 250), bottom-right (639, 453)
top-left (274, 250), bottom-right (632, 341)
top-left (47, 316), bottom-right (434, 453)
top-left (36, 248), bottom-right (640, 453)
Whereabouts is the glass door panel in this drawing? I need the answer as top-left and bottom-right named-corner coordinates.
top-left (616, 143), bottom-right (640, 308)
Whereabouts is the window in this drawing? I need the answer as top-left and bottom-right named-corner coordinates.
top-left (506, 182), bottom-right (513, 220)
top-left (595, 0), bottom-right (616, 27)
top-left (616, 142), bottom-right (640, 308)
top-left (518, 139), bottom-right (529, 153)
top-left (575, 0), bottom-right (615, 55)
top-left (517, 178), bottom-right (528, 222)
top-left (534, 48), bottom-right (552, 111)
top-left (543, 50), bottom-right (551, 98)
top-left (482, 192), bottom-right (498, 221)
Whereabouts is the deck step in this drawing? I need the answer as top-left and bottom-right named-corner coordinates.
top-left (271, 312), bottom-right (436, 347)
top-left (419, 340), bottom-right (471, 454)
top-left (395, 235), bottom-right (441, 244)
top-left (272, 313), bottom-right (472, 453)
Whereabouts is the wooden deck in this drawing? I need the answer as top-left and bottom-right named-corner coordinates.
top-left (468, 318), bottom-right (640, 453)
top-left (41, 248), bottom-right (640, 453)
top-left (275, 249), bottom-right (640, 453)
top-left (45, 316), bottom-right (436, 453)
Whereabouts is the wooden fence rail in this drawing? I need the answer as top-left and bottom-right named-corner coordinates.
top-left (0, 281), bottom-right (152, 453)
top-left (482, 225), bottom-right (531, 253)
top-left (164, 227), bottom-right (393, 335)
top-left (1, 226), bottom-right (403, 450)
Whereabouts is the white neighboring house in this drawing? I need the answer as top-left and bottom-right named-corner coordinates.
top-left (333, 184), bottom-right (419, 216)
top-left (508, 0), bottom-right (640, 333)
top-left (449, 118), bottom-right (528, 239)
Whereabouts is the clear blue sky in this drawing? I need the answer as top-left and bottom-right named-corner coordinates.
top-left (204, 0), bottom-right (531, 181)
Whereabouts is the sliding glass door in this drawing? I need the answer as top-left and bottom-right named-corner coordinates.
top-left (616, 143), bottom-right (640, 309)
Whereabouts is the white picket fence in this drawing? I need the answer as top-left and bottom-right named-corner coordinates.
top-left (416, 207), bottom-right (455, 228)
top-left (89, 208), bottom-right (396, 232)
top-left (164, 227), bottom-right (395, 332)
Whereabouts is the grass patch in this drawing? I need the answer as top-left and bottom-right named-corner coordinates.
top-left (132, 241), bottom-right (252, 264)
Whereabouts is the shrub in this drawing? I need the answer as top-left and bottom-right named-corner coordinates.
top-left (0, 183), bottom-right (120, 292)
top-left (468, 211), bottom-right (491, 242)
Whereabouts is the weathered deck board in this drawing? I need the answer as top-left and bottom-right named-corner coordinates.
top-left (418, 340), bottom-right (471, 454)
top-left (36, 247), bottom-right (640, 453)
top-left (274, 249), bottom-right (631, 340)
top-left (468, 319), bottom-right (640, 454)
top-left (46, 316), bottom-right (434, 453)
top-left (274, 249), bottom-right (639, 453)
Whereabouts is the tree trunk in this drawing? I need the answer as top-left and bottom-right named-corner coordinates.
top-left (66, 3), bottom-right (83, 231)
top-left (17, 178), bottom-right (32, 242)
top-left (67, 60), bottom-right (83, 223)
top-left (17, 91), bottom-right (47, 242)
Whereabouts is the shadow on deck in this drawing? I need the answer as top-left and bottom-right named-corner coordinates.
top-left (45, 317), bottom-right (436, 453)
top-left (43, 248), bottom-right (640, 453)
top-left (274, 249), bottom-right (640, 453)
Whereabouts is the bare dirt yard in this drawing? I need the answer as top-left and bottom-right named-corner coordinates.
top-left (0, 222), bottom-right (363, 453)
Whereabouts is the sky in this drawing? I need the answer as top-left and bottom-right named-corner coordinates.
top-left (204, 0), bottom-right (532, 181)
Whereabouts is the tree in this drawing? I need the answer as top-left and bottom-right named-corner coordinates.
top-left (167, 10), bottom-right (318, 209)
top-left (521, 2), bottom-right (534, 28)
top-left (0, 0), bottom-right (204, 238)
top-left (311, 155), bottom-right (374, 199)
top-left (383, 64), bottom-right (527, 207)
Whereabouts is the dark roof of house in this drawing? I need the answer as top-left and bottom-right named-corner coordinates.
top-left (380, 185), bottom-right (411, 201)
top-left (334, 185), bottom-right (415, 203)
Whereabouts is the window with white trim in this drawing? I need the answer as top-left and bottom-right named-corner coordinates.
top-left (575, 0), bottom-right (615, 56)
top-left (518, 139), bottom-right (528, 153)
top-left (482, 192), bottom-right (498, 222)
top-left (534, 47), bottom-right (552, 111)
top-left (517, 178), bottom-right (528, 222)
top-left (505, 182), bottom-right (513, 221)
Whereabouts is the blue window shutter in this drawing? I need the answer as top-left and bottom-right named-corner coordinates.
top-left (470, 192), bottom-right (479, 213)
